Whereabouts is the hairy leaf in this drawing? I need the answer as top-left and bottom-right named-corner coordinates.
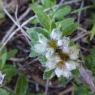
top-left (41, 0), bottom-right (56, 8)
top-left (53, 6), bottom-right (71, 20)
top-left (32, 4), bottom-right (51, 30)
top-left (43, 69), bottom-right (54, 80)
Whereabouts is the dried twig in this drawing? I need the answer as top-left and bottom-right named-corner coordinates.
top-left (79, 66), bottom-right (95, 93)
top-left (45, 80), bottom-right (49, 95)
top-left (3, 6), bottom-right (31, 42)
top-left (58, 86), bottom-right (73, 95)
top-left (14, 5), bottom-right (31, 44)
top-left (72, 32), bottom-right (89, 41)
top-left (64, 0), bottom-right (81, 5)
top-left (1, 7), bottom-right (31, 44)
top-left (72, 27), bottom-right (90, 41)
top-left (77, 0), bottom-right (84, 24)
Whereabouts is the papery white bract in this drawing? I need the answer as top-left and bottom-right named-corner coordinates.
top-left (45, 48), bottom-right (54, 59)
top-left (55, 67), bottom-right (72, 78)
top-left (0, 71), bottom-right (5, 85)
top-left (65, 61), bottom-right (76, 70)
top-left (46, 55), bottom-right (61, 69)
top-left (69, 46), bottom-right (79, 60)
top-left (46, 54), bottom-right (77, 78)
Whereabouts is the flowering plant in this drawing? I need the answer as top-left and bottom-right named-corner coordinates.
top-left (0, 0), bottom-right (95, 95)
top-left (30, 28), bottom-right (79, 79)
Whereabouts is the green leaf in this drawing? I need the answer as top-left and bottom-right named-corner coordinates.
top-left (0, 88), bottom-right (9, 95)
top-left (53, 6), bottom-right (71, 21)
top-left (1, 52), bottom-right (7, 69)
top-left (90, 24), bottom-right (95, 40)
top-left (29, 48), bottom-right (38, 57)
top-left (38, 55), bottom-right (47, 64)
top-left (0, 48), bottom-right (17, 69)
top-left (41, 0), bottom-right (56, 8)
top-left (0, 12), bottom-right (5, 19)
top-left (27, 29), bottom-right (38, 45)
top-left (3, 65), bottom-right (17, 82)
top-left (74, 83), bottom-right (90, 95)
top-left (32, 4), bottom-right (51, 30)
top-left (7, 49), bottom-right (17, 59)
top-left (31, 17), bottom-right (39, 24)
top-left (85, 48), bottom-right (95, 76)
top-left (43, 69), bottom-right (54, 80)
top-left (31, 0), bottom-right (38, 3)
top-left (0, 48), bottom-right (7, 69)
top-left (15, 74), bottom-right (28, 95)
top-left (58, 76), bottom-right (67, 86)
top-left (27, 27), bottom-right (49, 38)
top-left (57, 18), bottom-right (77, 36)
top-left (27, 27), bottom-right (49, 57)
top-left (72, 69), bottom-right (79, 77)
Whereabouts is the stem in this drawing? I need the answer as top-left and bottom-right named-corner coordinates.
top-left (45, 80), bottom-right (49, 95)
top-left (71, 5), bottom-right (93, 14)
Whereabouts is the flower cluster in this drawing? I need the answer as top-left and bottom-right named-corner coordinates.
top-left (34, 29), bottom-right (79, 78)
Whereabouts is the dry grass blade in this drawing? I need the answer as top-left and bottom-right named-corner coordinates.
top-left (79, 66), bottom-right (95, 93)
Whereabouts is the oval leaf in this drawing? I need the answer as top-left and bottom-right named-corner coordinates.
top-left (53, 6), bottom-right (71, 20)
top-left (15, 74), bottom-right (28, 95)
top-left (41, 0), bottom-right (56, 8)
top-left (0, 88), bottom-right (9, 95)
top-left (32, 4), bottom-right (51, 30)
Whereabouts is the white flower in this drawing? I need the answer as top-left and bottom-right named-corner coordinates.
top-left (46, 60), bottom-right (56, 70)
top-left (65, 61), bottom-right (77, 71)
top-left (33, 29), bottom-right (79, 78)
top-left (58, 37), bottom-right (70, 54)
top-left (62, 46), bottom-right (70, 54)
top-left (0, 71), bottom-right (5, 85)
top-left (34, 29), bottom-right (61, 54)
top-left (58, 37), bottom-right (79, 60)
top-left (46, 55), bottom-right (61, 69)
top-left (57, 39), bottom-right (63, 47)
top-left (55, 67), bottom-right (72, 78)
top-left (62, 37), bottom-right (70, 46)
top-left (45, 48), bottom-right (54, 59)
top-left (46, 55), bottom-right (77, 78)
